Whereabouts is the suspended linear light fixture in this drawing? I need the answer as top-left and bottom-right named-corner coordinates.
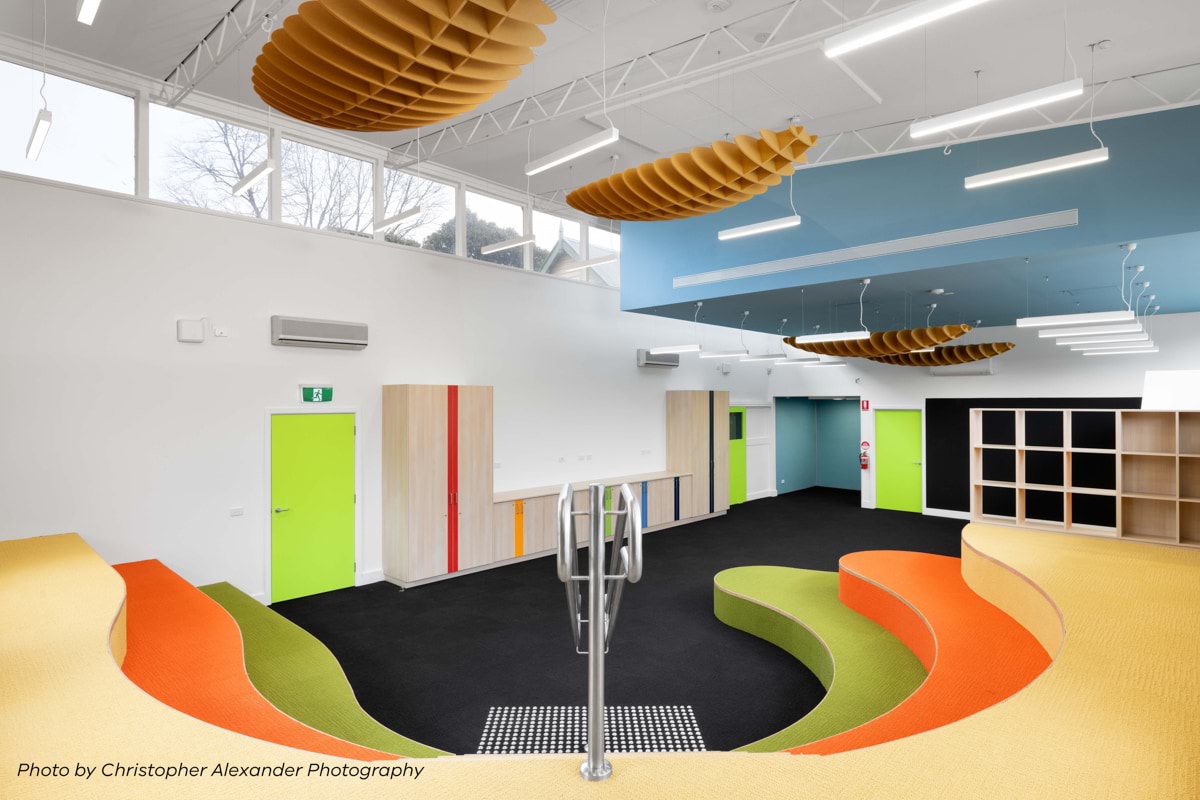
top-left (911, 78), bottom-right (1083, 138)
top-left (700, 311), bottom-right (750, 359)
top-left (1082, 346), bottom-right (1159, 356)
top-left (649, 302), bottom-right (703, 355)
top-left (1058, 332), bottom-right (1150, 346)
top-left (719, 173), bottom-right (801, 240)
top-left (76, 0), bottom-right (102, 25)
top-left (1016, 309), bottom-right (1135, 328)
top-left (1038, 322), bottom-right (1143, 338)
top-left (525, 128), bottom-right (620, 176)
top-left (823, 0), bottom-right (997, 58)
top-left (481, 235), bottom-right (536, 255)
top-left (374, 206), bottom-right (422, 233)
top-left (804, 360), bottom-right (849, 368)
top-left (232, 158), bottom-right (275, 197)
top-left (26, 1), bottom-right (51, 161)
top-left (966, 41), bottom-right (1109, 189)
top-left (742, 318), bottom-right (790, 363)
top-left (774, 357), bottom-right (823, 365)
top-left (1070, 339), bottom-right (1155, 351)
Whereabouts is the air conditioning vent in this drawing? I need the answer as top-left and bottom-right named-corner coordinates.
top-left (271, 316), bottom-right (368, 350)
top-left (637, 349), bottom-right (679, 368)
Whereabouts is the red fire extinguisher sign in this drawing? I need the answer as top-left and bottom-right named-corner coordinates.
top-left (861, 399), bottom-right (870, 411)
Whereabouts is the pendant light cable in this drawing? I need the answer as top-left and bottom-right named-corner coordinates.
top-left (600, 0), bottom-right (614, 128)
top-left (777, 318), bottom-right (788, 355)
top-left (739, 311), bottom-right (749, 350)
top-left (858, 279), bottom-right (870, 332)
top-left (1062, 3), bottom-right (1078, 81)
top-left (1087, 43), bottom-right (1105, 149)
top-left (38, 0), bottom-right (47, 111)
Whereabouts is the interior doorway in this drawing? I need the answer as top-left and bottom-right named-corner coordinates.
top-left (875, 409), bottom-right (923, 513)
top-left (775, 398), bottom-right (862, 495)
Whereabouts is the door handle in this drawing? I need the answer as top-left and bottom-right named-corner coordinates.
top-left (274, 507), bottom-right (290, 513)
top-left (912, 462), bottom-right (923, 466)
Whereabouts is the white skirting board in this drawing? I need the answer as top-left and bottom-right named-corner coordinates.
top-left (924, 507), bottom-right (972, 521)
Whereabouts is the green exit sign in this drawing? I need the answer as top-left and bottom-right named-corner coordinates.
top-left (301, 386), bottom-right (333, 403)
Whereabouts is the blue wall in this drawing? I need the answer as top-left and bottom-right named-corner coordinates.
top-left (775, 398), bottom-right (815, 494)
top-left (622, 105), bottom-right (1200, 312)
top-left (815, 400), bottom-right (861, 491)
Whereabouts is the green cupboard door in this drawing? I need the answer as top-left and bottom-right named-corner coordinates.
top-left (729, 407), bottom-right (747, 505)
top-left (875, 410), bottom-right (923, 513)
top-left (271, 413), bottom-right (356, 603)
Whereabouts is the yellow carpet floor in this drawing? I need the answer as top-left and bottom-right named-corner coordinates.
top-left (2, 525), bottom-right (1199, 799)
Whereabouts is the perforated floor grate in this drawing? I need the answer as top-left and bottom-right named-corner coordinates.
top-left (477, 705), bottom-right (705, 754)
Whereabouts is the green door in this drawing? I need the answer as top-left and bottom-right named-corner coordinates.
top-left (875, 410), bottom-right (922, 513)
top-left (729, 407), bottom-right (747, 505)
top-left (271, 413), bottom-right (356, 603)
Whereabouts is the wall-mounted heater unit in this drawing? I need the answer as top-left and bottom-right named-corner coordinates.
top-left (637, 349), bottom-right (680, 368)
top-left (270, 316), bottom-right (368, 350)
top-left (929, 360), bottom-right (995, 377)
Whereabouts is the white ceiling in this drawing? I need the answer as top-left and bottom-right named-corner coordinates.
top-left (2, 0), bottom-right (1198, 196)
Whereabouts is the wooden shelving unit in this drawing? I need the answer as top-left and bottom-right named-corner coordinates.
top-left (970, 408), bottom-right (1199, 548)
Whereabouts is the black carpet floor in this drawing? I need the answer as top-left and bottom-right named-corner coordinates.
top-left (271, 488), bottom-right (963, 754)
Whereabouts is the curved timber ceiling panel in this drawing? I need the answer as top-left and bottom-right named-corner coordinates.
top-left (784, 325), bottom-right (972, 358)
top-left (868, 342), bottom-right (1016, 367)
top-left (566, 125), bottom-right (817, 222)
top-left (252, 0), bottom-right (556, 132)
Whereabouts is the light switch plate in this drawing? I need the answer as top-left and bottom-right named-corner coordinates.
top-left (177, 319), bottom-right (205, 343)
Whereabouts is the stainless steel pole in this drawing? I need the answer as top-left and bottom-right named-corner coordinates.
top-left (581, 483), bottom-right (611, 781)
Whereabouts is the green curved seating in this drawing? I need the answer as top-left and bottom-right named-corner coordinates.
top-left (200, 582), bottom-right (447, 758)
top-left (713, 566), bottom-right (925, 752)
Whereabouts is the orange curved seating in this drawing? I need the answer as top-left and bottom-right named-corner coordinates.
top-left (792, 550), bottom-right (1050, 755)
top-left (113, 560), bottom-right (394, 761)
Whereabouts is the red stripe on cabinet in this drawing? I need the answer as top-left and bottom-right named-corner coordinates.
top-left (447, 385), bottom-right (459, 573)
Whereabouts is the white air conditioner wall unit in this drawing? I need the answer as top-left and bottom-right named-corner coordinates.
top-left (929, 360), bottom-right (995, 377)
top-left (271, 316), bottom-right (368, 350)
top-left (637, 349), bottom-right (680, 368)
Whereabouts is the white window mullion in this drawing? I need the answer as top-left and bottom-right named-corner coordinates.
top-left (268, 126), bottom-right (282, 223)
top-left (454, 182), bottom-right (467, 258)
top-left (373, 157), bottom-right (385, 241)
top-left (134, 90), bottom-right (150, 199)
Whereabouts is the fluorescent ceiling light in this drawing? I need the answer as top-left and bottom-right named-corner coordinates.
top-left (911, 78), bottom-right (1083, 139)
top-left (1082, 347), bottom-right (1159, 356)
top-left (557, 254), bottom-right (618, 275)
top-left (648, 344), bottom-right (700, 355)
top-left (525, 127), bottom-right (619, 176)
top-left (965, 147), bottom-right (1108, 189)
top-left (1072, 339), bottom-right (1156, 351)
top-left (25, 109), bottom-right (52, 161)
top-left (804, 361), bottom-right (848, 368)
top-left (699, 348), bottom-right (750, 359)
top-left (718, 214), bottom-right (802, 241)
top-left (374, 205), bottom-right (421, 232)
top-left (77, 0), bottom-right (102, 24)
top-left (1016, 309), bottom-right (1134, 328)
top-left (1059, 332), bottom-right (1150, 346)
top-left (1038, 322), bottom-right (1143, 338)
top-left (773, 357), bottom-right (823, 365)
top-left (911, 347), bottom-right (936, 353)
top-left (786, 330), bottom-right (872, 345)
top-left (740, 354), bottom-right (787, 363)
top-left (480, 234), bottom-right (535, 255)
top-left (823, 0), bottom-right (996, 58)
top-left (232, 158), bottom-right (274, 197)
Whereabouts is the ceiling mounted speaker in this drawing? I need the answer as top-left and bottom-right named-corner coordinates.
top-left (252, 0), bottom-right (556, 132)
top-left (566, 125), bottom-right (817, 221)
top-left (784, 324), bottom-right (971, 358)
top-left (868, 342), bottom-right (1016, 366)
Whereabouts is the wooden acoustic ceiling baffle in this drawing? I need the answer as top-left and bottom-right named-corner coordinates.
top-left (252, 0), bottom-right (556, 132)
top-left (566, 125), bottom-right (818, 221)
top-left (784, 324), bottom-right (972, 358)
top-left (869, 342), bottom-right (1016, 366)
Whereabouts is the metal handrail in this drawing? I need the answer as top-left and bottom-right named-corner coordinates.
top-left (556, 482), bottom-right (643, 782)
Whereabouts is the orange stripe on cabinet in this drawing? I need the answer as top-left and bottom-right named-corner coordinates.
top-left (514, 500), bottom-right (524, 557)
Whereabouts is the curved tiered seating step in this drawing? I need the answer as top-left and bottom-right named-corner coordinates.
top-left (113, 560), bottom-right (396, 761)
top-left (199, 582), bottom-right (446, 758)
top-left (714, 566), bottom-right (926, 751)
top-left (791, 550), bottom-right (1051, 754)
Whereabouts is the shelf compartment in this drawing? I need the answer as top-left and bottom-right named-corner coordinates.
top-left (1121, 411), bottom-right (1177, 455)
top-left (1121, 497), bottom-right (1178, 542)
top-left (981, 410), bottom-right (1016, 446)
top-left (1183, 503), bottom-right (1200, 545)
top-left (981, 485), bottom-right (1017, 519)
top-left (1121, 454), bottom-right (1177, 498)
top-left (982, 448), bottom-right (1017, 484)
top-left (1071, 411), bottom-right (1117, 451)
top-left (1070, 451), bottom-right (1116, 491)
top-left (1024, 410), bottom-right (1064, 448)
top-left (1181, 457), bottom-right (1200, 501)
top-left (1183, 413), bottom-right (1200, 457)
top-left (1071, 493), bottom-right (1116, 530)
top-left (1024, 489), bottom-right (1065, 525)
top-left (1024, 449), bottom-right (1064, 487)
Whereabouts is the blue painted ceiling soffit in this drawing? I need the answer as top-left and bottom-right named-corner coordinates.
top-left (620, 103), bottom-right (1200, 330)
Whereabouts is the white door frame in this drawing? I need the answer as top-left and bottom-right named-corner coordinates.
top-left (862, 404), bottom-right (925, 512)
top-left (262, 406), bottom-right (363, 605)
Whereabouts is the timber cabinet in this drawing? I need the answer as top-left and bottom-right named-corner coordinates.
top-left (382, 384), bottom-right (493, 584)
top-left (666, 390), bottom-right (730, 518)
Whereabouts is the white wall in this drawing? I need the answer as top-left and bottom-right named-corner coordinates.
top-left (767, 318), bottom-right (1199, 511)
top-left (0, 175), bottom-right (775, 599)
